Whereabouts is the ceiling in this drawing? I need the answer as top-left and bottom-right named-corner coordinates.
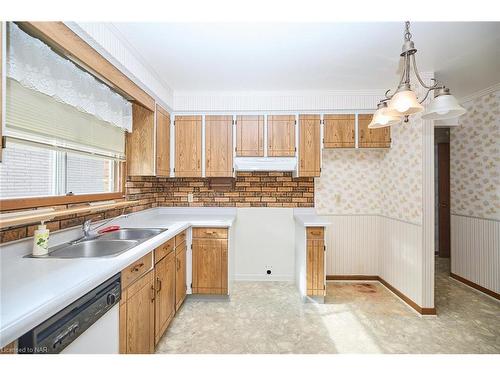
top-left (111, 22), bottom-right (500, 98)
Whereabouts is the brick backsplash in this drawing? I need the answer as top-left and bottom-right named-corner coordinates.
top-left (0, 172), bottom-right (314, 244)
top-left (127, 172), bottom-right (314, 208)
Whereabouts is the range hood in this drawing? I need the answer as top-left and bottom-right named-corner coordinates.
top-left (234, 157), bottom-right (297, 172)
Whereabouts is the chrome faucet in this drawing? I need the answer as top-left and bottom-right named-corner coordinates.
top-left (71, 214), bottom-right (128, 244)
top-left (82, 219), bottom-right (92, 238)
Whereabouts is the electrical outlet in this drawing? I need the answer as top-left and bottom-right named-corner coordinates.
top-left (187, 193), bottom-right (194, 203)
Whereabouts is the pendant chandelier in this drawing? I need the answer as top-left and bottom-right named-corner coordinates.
top-left (369, 21), bottom-right (467, 129)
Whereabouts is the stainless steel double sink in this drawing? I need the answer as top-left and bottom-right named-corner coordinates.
top-left (32, 228), bottom-right (167, 259)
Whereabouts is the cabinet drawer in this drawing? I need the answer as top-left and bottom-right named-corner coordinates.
top-left (154, 238), bottom-right (175, 264)
top-left (122, 252), bottom-right (153, 290)
top-left (175, 230), bottom-right (187, 247)
top-left (306, 227), bottom-right (324, 239)
top-left (192, 227), bottom-right (228, 239)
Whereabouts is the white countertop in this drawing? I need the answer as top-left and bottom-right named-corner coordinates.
top-left (0, 207), bottom-right (236, 347)
top-left (293, 208), bottom-right (331, 227)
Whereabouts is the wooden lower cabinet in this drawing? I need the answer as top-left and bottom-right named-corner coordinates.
top-left (175, 243), bottom-right (187, 310)
top-left (192, 227), bottom-right (228, 295)
top-left (120, 269), bottom-right (155, 354)
top-left (154, 251), bottom-right (176, 345)
top-left (306, 227), bottom-right (325, 297)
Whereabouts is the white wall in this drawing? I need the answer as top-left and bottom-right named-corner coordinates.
top-left (67, 22), bottom-right (174, 110)
top-left (233, 208), bottom-right (296, 281)
top-left (451, 215), bottom-right (500, 293)
top-left (450, 89), bottom-right (500, 294)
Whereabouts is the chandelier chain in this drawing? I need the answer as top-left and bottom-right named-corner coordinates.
top-left (404, 21), bottom-right (412, 41)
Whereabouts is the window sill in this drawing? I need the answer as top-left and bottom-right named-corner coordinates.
top-left (0, 192), bottom-right (125, 212)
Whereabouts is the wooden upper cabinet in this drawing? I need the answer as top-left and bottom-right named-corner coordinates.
top-left (127, 104), bottom-right (155, 176)
top-left (323, 114), bottom-right (355, 148)
top-left (155, 105), bottom-right (170, 177)
top-left (298, 115), bottom-right (321, 177)
top-left (358, 114), bottom-right (391, 148)
top-left (205, 115), bottom-right (233, 177)
top-left (236, 115), bottom-right (264, 156)
top-left (174, 115), bottom-right (202, 177)
top-left (267, 115), bottom-right (296, 157)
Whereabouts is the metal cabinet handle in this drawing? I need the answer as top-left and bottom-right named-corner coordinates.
top-left (150, 285), bottom-right (155, 302)
top-left (156, 277), bottom-right (162, 293)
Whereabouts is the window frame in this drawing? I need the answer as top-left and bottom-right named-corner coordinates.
top-left (0, 158), bottom-right (126, 211)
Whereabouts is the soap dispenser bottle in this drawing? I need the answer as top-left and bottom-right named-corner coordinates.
top-left (33, 222), bottom-right (50, 256)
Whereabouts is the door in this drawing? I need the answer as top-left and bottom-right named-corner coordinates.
top-left (175, 245), bottom-right (187, 310)
top-left (192, 238), bottom-right (226, 294)
top-left (205, 115), bottom-right (233, 177)
top-left (175, 115), bottom-right (202, 176)
top-left (267, 115), bottom-right (296, 156)
top-left (122, 270), bottom-right (155, 354)
top-left (155, 105), bottom-right (170, 177)
top-left (306, 228), bottom-right (325, 296)
top-left (323, 114), bottom-right (355, 148)
top-left (127, 104), bottom-right (155, 175)
top-left (236, 115), bottom-right (264, 156)
top-left (358, 114), bottom-right (391, 148)
top-left (438, 142), bottom-right (451, 258)
top-left (154, 251), bottom-right (175, 344)
top-left (298, 114), bottom-right (321, 177)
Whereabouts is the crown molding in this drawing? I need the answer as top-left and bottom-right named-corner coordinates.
top-left (459, 82), bottom-right (500, 104)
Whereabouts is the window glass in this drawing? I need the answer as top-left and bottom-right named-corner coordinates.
top-left (0, 142), bottom-right (119, 200)
top-left (0, 143), bottom-right (56, 199)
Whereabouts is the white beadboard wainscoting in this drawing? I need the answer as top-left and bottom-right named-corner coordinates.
top-left (325, 215), bottom-right (427, 309)
top-left (451, 214), bottom-right (500, 294)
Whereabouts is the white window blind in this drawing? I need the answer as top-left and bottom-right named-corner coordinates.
top-left (4, 22), bottom-right (130, 159)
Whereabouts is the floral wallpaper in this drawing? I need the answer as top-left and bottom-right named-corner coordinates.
top-left (315, 117), bottom-right (423, 224)
top-left (450, 90), bottom-right (500, 220)
top-left (315, 149), bottom-right (383, 215)
top-left (379, 118), bottom-right (423, 224)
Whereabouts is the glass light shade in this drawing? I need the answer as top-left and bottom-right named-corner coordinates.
top-left (368, 107), bottom-right (402, 128)
top-left (386, 89), bottom-right (424, 116)
top-left (421, 94), bottom-right (467, 120)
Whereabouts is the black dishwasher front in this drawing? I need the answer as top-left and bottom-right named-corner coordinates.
top-left (18, 273), bottom-right (121, 354)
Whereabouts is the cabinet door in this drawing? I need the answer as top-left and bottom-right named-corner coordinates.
top-left (127, 103), bottom-right (155, 176)
top-left (156, 105), bottom-right (170, 177)
top-left (0, 24), bottom-right (3, 162)
top-left (358, 114), bottom-right (391, 148)
top-left (298, 115), bottom-right (321, 177)
top-left (306, 227), bottom-right (325, 297)
top-left (205, 115), bottom-right (233, 177)
top-left (267, 115), bottom-right (295, 157)
top-left (192, 238), bottom-right (227, 294)
top-left (175, 115), bottom-right (202, 176)
top-left (154, 251), bottom-right (175, 345)
top-left (235, 115), bottom-right (264, 156)
top-left (120, 270), bottom-right (155, 354)
top-left (175, 245), bottom-right (187, 310)
top-left (323, 114), bottom-right (355, 148)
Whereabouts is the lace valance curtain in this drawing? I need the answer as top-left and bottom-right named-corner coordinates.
top-left (6, 23), bottom-right (132, 132)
